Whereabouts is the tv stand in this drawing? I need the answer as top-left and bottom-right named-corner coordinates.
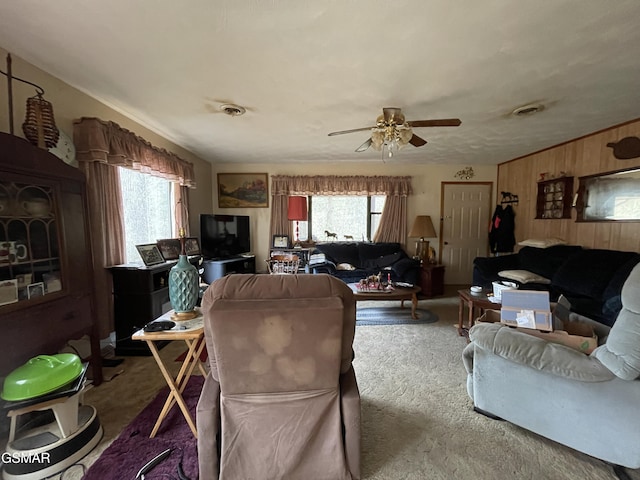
top-left (202, 255), bottom-right (256, 284)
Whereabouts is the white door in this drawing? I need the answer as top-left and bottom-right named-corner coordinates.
top-left (440, 182), bottom-right (492, 285)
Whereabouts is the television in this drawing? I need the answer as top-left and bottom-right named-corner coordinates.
top-left (200, 214), bottom-right (251, 259)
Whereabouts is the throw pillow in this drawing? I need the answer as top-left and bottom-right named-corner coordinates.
top-left (518, 238), bottom-right (567, 248)
top-left (336, 263), bottom-right (356, 271)
top-left (499, 269), bottom-right (551, 285)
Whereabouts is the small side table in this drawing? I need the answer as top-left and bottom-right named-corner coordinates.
top-left (457, 289), bottom-right (499, 340)
top-left (420, 264), bottom-right (445, 297)
top-left (132, 310), bottom-right (207, 438)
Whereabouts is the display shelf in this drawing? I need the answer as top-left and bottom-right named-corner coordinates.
top-left (535, 176), bottom-right (574, 219)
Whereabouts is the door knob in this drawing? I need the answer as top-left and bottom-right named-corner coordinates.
top-left (444, 242), bottom-right (449, 245)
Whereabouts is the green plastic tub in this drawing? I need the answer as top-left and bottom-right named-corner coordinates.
top-left (1, 354), bottom-right (83, 401)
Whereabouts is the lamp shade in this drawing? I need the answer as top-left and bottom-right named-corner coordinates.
top-left (287, 196), bottom-right (308, 221)
top-left (408, 215), bottom-right (437, 239)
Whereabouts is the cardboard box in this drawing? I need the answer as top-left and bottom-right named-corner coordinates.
top-left (476, 309), bottom-right (502, 324)
top-left (500, 290), bottom-right (553, 331)
top-left (476, 309), bottom-right (597, 354)
top-left (515, 321), bottom-right (598, 354)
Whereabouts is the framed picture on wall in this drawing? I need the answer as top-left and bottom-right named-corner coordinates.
top-left (218, 173), bottom-right (269, 208)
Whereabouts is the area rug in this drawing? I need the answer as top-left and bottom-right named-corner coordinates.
top-left (356, 306), bottom-right (438, 326)
top-left (82, 376), bottom-right (203, 479)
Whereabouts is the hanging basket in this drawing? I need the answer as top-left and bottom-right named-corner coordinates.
top-left (22, 93), bottom-right (60, 149)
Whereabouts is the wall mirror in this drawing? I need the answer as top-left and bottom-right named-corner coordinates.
top-left (575, 167), bottom-right (640, 222)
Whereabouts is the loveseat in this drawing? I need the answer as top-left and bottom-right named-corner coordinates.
top-left (462, 262), bottom-right (640, 473)
top-left (472, 245), bottom-right (640, 326)
top-left (310, 242), bottom-right (420, 286)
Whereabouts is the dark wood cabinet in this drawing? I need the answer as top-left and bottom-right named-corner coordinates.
top-left (0, 133), bottom-right (102, 384)
top-left (535, 176), bottom-right (574, 219)
top-left (419, 263), bottom-right (445, 298)
top-left (110, 256), bottom-right (201, 355)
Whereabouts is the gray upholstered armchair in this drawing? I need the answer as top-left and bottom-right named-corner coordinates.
top-left (463, 263), bottom-right (640, 476)
top-left (197, 273), bottom-right (361, 480)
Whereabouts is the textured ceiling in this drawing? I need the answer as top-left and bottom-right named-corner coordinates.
top-left (1, 1), bottom-right (640, 165)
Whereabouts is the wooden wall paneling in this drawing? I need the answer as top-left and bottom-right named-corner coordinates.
top-left (497, 118), bottom-right (640, 252)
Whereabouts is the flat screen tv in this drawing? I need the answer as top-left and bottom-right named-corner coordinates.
top-left (200, 214), bottom-right (251, 259)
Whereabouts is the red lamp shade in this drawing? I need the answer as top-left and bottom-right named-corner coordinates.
top-left (288, 196), bottom-right (308, 243)
top-left (287, 196), bottom-right (308, 221)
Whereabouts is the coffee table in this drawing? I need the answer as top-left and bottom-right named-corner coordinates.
top-left (457, 289), bottom-right (500, 339)
top-left (349, 284), bottom-right (421, 319)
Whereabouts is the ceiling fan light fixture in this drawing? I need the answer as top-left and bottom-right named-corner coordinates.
top-left (371, 130), bottom-right (385, 150)
top-left (398, 126), bottom-right (413, 145)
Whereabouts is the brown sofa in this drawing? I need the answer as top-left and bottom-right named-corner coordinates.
top-left (197, 273), bottom-right (361, 479)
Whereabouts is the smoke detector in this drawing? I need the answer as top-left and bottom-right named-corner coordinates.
top-left (512, 103), bottom-right (545, 117)
top-left (220, 104), bottom-right (246, 116)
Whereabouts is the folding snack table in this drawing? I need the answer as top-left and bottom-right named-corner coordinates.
top-left (132, 310), bottom-right (207, 438)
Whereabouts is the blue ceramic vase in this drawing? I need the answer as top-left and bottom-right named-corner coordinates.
top-left (169, 254), bottom-right (199, 314)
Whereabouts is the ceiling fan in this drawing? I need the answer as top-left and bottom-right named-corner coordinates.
top-left (328, 107), bottom-right (461, 157)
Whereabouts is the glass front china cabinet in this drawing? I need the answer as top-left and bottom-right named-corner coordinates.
top-left (0, 132), bottom-right (102, 384)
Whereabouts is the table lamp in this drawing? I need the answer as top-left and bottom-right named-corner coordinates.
top-left (287, 196), bottom-right (308, 247)
top-left (408, 215), bottom-right (437, 263)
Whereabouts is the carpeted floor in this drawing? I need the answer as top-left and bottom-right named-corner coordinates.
top-left (82, 376), bottom-right (202, 479)
top-left (35, 287), bottom-right (638, 480)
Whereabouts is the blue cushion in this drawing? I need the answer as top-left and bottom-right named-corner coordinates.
top-left (552, 249), bottom-right (640, 300)
top-left (362, 251), bottom-right (404, 269)
top-left (314, 243), bottom-right (360, 267)
top-left (358, 243), bottom-right (403, 265)
top-left (518, 245), bottom-right (582, 279)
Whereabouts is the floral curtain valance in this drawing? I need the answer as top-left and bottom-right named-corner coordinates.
top-left (73, 117), bottom-right (196, 188)
top-left (271, 175), bottom-right (412, 196)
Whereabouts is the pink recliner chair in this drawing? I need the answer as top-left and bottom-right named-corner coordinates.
top-left (197, 273), bottom-right (361, 480)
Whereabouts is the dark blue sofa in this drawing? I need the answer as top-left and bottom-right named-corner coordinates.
top-left (310, 242), bottom-right (420, 286)
top-left (473, 245), bottom-right (640, 326)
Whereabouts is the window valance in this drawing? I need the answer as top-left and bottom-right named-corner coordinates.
top-left (271, 175), bottom-right (412, 196)
top-left (73, 117), bottom-right (196, 187)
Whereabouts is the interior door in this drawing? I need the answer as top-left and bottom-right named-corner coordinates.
top-left (440, 182), bottom-right (492, 285)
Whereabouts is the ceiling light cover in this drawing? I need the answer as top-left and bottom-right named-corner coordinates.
top-left (220, 104), bottom-right (246, 116)
top-left (512, 103), bottom-right (545, 117)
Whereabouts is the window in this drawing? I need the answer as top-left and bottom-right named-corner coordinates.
top-left (302, 195), bottom-right (386, 242)
top-left (119, 167), bottom-right (175, 262)
top-left (577, 168), bottom-right (640, 222)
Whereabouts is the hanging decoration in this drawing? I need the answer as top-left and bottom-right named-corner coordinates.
top-left (454, 167), bottom-right (475, 180)
top-left (1, 53), bottom-right (59, 149)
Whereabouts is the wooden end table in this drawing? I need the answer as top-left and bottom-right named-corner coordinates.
top-left (457, 289), bottom-right (500, 340)
top-left (132, 309), bottom-right (207, 438)
top-left (349, 284), bottom-right (421, 319)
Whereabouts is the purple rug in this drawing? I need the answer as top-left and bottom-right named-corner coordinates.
top-left (83, 375), bottom-right (204, 479)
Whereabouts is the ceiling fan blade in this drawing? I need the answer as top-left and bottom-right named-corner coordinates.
top-left (355, 138), bottom-right (372, 152)
top-left (382, 107), bottom-right (404, 123)
top-left (409, 134), bottom-right (427, 147)
top-left (328, 126), bottom-right (375, 136)
top-left (408, 118), bottom-right (462, 128)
